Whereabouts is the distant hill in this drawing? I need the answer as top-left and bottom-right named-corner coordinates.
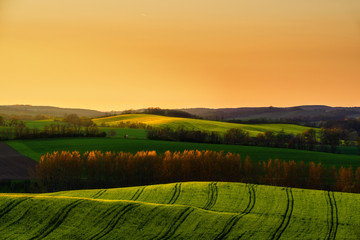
top-left (2, 104), bottom-right (360, 122)
top-left (0, 105), bottom-right (105, 118)
top-left (181, 105), bottom-right (360, 121)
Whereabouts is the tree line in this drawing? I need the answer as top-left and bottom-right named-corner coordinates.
top-left (147, 127), bottom-right (360, 153)
top-left (100, 121), bottom-right (152, 129)
top-left (35, 150), bottom-right (360, 193)
top-left (120, 107), bottom-right (201, 119)
top-left (0, 114), bottom-right (106, 140)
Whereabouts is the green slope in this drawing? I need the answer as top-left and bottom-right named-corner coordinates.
top-left (93, 114), bottom-right (316, 136)
top-left (0, 182), bottom-right (359, 239)
top-left (6, 138), bottom-right (360, 168)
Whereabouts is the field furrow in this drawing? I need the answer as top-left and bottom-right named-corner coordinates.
top-left (29, 199), bottom-right (85, 240)
top-left (89, 203), bottom-right (139, 240)
top-left (213, 184), bottom-right (256, 240)
top-left (131, 186), bottom-right (146, 201)
top-left (0, 197), bottom-right (31, 219)
top-left (155, 207), bottom-right (194, 240)
top-left (168, 183), bottom-right (181, 204)
top-left (325, 191), bottom-right (338, 240)
top-left (93, 189), bottom-right (107, 199)
top-left (203, 183), bottom-right (218, 210)
top-left (271, 188), bottom-right (294, 240)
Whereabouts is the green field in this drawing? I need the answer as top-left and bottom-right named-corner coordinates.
top-left (6, 138), bottom-right (360, 168)
top-left (93, 114), bottom-right (317, 136)
top-left (16, 114), bottom-right (318, 137)
top-left (0, 182), bottom-right (359, 239)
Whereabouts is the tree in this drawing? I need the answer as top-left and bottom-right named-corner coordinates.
top-left (275, 129), bottom-right (291, 148)
top-left (302, 129), bottom-right (316, 151)
top-left (224, 128), bottom-right (249, 145)
top-left (264, 131), bottom-right (275, 147)
top-left (63, 114), bottom-right (81, 125)
top-left (0, 115), bottom-right (5, 126)
top-left (320, 128), bottom-right (342, 153)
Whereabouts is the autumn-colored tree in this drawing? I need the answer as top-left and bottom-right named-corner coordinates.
top-left (335, 167), bottom-right (354, 192)
top-left (35, 150), bottom-right (360, 193)
top-left (308, 162), bottom-right (324, 189)
top-left (355, 167), bottom-right (360, 192)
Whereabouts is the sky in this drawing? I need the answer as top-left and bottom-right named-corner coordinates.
top-left (0, 0), bottom-right (360, 111)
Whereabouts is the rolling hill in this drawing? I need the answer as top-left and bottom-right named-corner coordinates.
top-left (0, 182), bottom-right (359, 239)
top-left (93, 114), bottom-right (316, 136)
top-left (0, 105), bottom-right (105, 118)
top-left (181, 106), bottom-right (360, 121)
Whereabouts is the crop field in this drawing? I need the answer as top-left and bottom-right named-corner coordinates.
top-left (0, 182), bottom-right (359, 239)
top-left (5, 138), bottom-right (360, 168)
top-left (93, 114), bottom-right (317, 136)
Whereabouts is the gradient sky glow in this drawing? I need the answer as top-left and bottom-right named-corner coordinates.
top-left (1, 0), bottom-right (360, 111)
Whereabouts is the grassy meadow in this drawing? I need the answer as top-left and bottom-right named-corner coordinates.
top-left (0, 182), bottom-right (359, 239)
top-left (6, 137), bottom-right (360, 168)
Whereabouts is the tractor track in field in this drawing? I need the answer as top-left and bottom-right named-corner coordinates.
top-left (325, 191), bottom-right (338, 240)
top-left (0, 197), bottom-right (32, 219)
top-left (215, 184), bottom-right (256, 240)
top-left (131, 186), bottom-right (146, 201)
top-left (2, 208), bottom-right (30, 230)
top-left (29, 199), bottom-right (85, 240)
top-left (136, 206), bottom-right (162, 232)
top-left (155, 207), bottom-right (194, 240)
top-left (93, 189), bottom-right (107, 199)
top-left (89, 203), bottom-right (139, 240)
top-left (271, 188), bottom-right (294, 240)
top-left (168, 183), bottom-right (181, 204)
top-left (92, 203), bottom-right (126, 228)
top-left (204, 183), bottom-right (218, 210)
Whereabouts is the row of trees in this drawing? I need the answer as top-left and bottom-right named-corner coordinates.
top-left (0, 116), bottom-right (27, 128)
top-left (35, 150), bottom-right (360, 193)
top-left (0, 114), bottom-right (51, 123)
top-left (143, 107), bottom-right (201, 119)
top-left (147, 127), bottom-right (222, 143)
top-left (100, 121), bottom-right (152, 129)
top-left (0, 114), bottom-right (107, 140)
top-left (147, 127), bottom-right (359, 153)
top-left (0, 122), bottom-right (106, 141)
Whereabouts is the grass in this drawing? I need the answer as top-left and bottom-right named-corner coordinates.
top-left (6, 138), bottom-right (360, 168)
top-left (93, 114), bottom-right (317, 136)
top-left (0, 182), bottom-right (359, 239)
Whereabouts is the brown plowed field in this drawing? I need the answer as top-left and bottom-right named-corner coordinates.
top-left (0, 143), bottom-right (36, 180)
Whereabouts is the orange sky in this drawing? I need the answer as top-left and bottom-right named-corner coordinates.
top-left (0, 0), bottom-right (360, 111)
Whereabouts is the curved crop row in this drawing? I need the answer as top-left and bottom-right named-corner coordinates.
top-left (271, 188), bottom-right (294, 240)
top-left (325, 191), bottom-right (338, 240)
top-left (214, 184), bottom-right (256, 240)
